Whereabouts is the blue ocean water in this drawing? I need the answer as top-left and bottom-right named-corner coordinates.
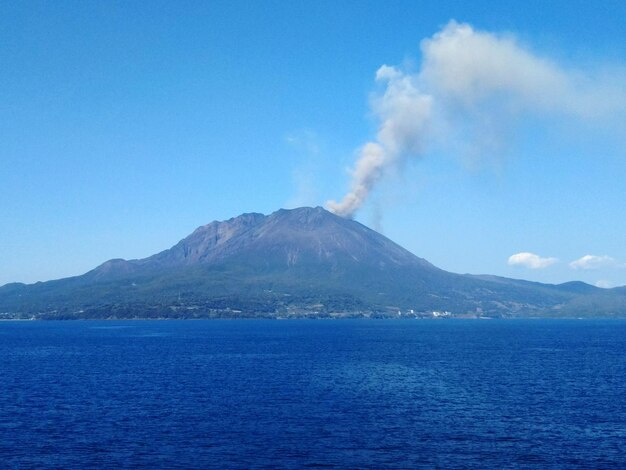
top-left (1, 319), bottom-right (625, 468)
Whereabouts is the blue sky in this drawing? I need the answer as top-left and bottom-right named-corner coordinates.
top-left (1, 1), bottom-right (626, 288)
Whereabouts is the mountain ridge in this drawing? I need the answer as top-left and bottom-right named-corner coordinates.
top-left (2, 207), bottom-right (625, 319)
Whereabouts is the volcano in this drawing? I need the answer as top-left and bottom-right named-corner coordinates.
top-left (2, 207), bottom-right (625, 319)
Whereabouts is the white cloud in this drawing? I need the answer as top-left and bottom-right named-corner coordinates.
top-left (595, 280), bottom-right (613, 289)
top-left (508, 252), bottom-right (558, 269)
top-left (285, 129), bottom-right (321, 156)
top-left (569, 255), bottom-right (616, 270)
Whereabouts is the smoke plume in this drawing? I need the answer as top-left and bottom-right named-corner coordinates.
top-left (326, 21), bottom-right (626, 218)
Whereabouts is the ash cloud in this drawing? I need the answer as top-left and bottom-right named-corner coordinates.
top-left (326, 21), bottom-right (626, 218)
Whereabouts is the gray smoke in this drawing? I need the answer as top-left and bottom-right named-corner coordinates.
top-left (326, 21), bottom-right (626, 218)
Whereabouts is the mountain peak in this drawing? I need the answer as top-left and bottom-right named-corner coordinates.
top-left (268, 206), bottom-right (345, 229)
top-left (86, 206), bottom-right (430, 279)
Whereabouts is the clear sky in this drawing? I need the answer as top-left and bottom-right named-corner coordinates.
top-left (2, 0), bottom-right (626, 288)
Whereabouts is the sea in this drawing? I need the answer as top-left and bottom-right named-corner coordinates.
top-left (1, 319), bottom-right (625, 468)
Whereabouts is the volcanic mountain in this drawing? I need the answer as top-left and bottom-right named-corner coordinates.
top-left (2, 207), bottom-right (625, 319)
